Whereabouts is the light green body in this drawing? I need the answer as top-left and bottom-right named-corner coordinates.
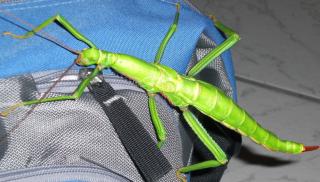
top-left (84, 50), bottom-right (304, 155)
top-left (1, 2), bottom-right (318, 181)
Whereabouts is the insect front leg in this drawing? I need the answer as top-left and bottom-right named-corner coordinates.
top-left (187, 16), bottom-right (240, 77)
top-left (0, 67), bottom-right (101, 117)
top-left (177, 108), bottom-right (228, 179)
top-left (3, 14), bottom-right (96, 48)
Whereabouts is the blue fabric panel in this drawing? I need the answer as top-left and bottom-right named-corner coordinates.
top-left (0, 0), bottom-right (237, 99)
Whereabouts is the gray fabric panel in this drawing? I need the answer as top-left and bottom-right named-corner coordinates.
top-left (182, 33), bottom-right (235, 166)
top-left (0, 166), bottom-right (130, 182)
top-left (187, 33), bottom-right (233, 98)
top-left (0, 73), bottom-right (183, 182)
top-left (0, 31), bottom-right (235, 182)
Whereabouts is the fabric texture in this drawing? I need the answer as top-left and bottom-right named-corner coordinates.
top-left (0, 0), bottom-right (241, 181)
top-left (86, 69), bottom-right (172, 181)
top-left (0, 72), bottom-right (184, 182)
top-left (0, 0), bottom-right (237, 99)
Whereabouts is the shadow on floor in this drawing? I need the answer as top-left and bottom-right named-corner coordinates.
top-left (236, 145), bottom-right (296, 167)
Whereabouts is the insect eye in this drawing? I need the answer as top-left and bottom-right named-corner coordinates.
top-left (75, 57), bottom-right (81, 64)
top-left (75, 54), bottom-right (86, 65)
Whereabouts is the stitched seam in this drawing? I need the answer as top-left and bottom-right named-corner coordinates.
top-left (1, 0), bottom-right (48, 7)
top-left (3, 0), bottom-right (85, 11)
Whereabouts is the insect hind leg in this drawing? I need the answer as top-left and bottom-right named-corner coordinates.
top-left (187, 16), bottom-right (240, 77)
top-left (177, 108), bottom-right (228, 177)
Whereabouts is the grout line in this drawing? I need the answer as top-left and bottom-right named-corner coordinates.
top-left (236, 74), bottom-right (320, 104)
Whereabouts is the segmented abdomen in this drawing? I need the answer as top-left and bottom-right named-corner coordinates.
top-left (110, 54), bottom-right (304, 154)
top-left (178, 78), bottom-right (304, 154)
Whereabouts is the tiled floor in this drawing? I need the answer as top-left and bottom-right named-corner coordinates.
top-left (190, 1), bottom-right (320, 182)
top-left (0, 1), bottom-right (318, 181)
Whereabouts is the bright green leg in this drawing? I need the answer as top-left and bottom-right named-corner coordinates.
top-left (178, 108), bottom-right (228, 176)
top-left (146, 2), bottom-right (180, 148)
top-left (148, 93), bottom-right (166, 148)
top-left (187, 16), bottom-right (240, 77)
top-left (3, 14), bottom-right (96, 48)
top-left (154, 2), bottom-right (180, 64)
top-left (0, 68), bottom-right (101, 117)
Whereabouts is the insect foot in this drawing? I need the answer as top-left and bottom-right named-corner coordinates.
top-left (2, 31), bottom-right (10, 35)
top-left (175, 170), bottom-right (187, 182)
top-left (3, 31), bottom-right (16, 37)
top-left (0, 103), bottom-right (24, 117)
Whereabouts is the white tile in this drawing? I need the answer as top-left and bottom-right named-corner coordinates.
top-left (189, 0), bottom-right (320, 98)
top-left (188, 2), bottom-right (320, 179)
top-left (221, 81), bottom-right (320, 182)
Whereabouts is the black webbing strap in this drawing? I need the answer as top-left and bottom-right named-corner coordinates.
top-left (81, 69), bottom-right (172, 182)
top-left (189, 113), bottom-right (242, 182)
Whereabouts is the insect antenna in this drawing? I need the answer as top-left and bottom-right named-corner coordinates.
top-left (0, 8), bottom-right (78, 143)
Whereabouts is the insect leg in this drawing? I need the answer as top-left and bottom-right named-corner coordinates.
top-left (0, 67), bottom-right (101, 117)
top-left (154, 2), bottom-right (180, 64)
top-left (145, 2), bottom-right (179, 148)
top-left (187, 16), bottom-right (240, 77)
top-left (177, 108), bottom-right (228, 175)
top-left (3, 14), bottom-right (97, 48)
top-left (148, 93), bottom-right (166, 148)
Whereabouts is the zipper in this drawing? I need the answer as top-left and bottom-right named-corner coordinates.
top-left (31, 70), bottom-right (145, 95)
top-left (0, 165), bottom-right (131, 182)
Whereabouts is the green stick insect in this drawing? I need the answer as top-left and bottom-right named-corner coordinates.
top-left (0, 2), bottom-right (319, 182)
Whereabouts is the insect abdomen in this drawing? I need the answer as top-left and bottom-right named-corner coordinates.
top-left (189, 82), bottom-right (304, 154)
top-left (110, 54), bottom-right (304, 154)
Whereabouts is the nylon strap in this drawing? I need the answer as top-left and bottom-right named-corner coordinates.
top-left (189, 113), bottom-right (242, 182)
top-left (80, 69), bottom-right (172, 182)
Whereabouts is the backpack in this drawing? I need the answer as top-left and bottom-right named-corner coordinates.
top-left (0, 0), bottom-right (241, 181)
